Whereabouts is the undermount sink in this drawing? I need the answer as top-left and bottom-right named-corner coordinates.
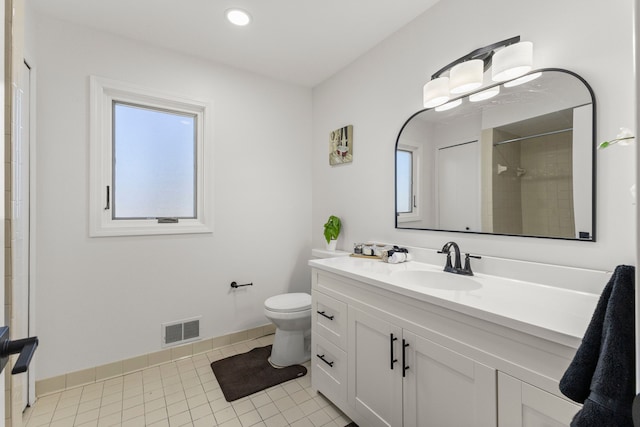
top-left (391, 270), bottom-right (482, 291)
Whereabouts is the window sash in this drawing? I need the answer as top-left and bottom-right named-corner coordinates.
top-left (111, 101), bottom-right (198, 220)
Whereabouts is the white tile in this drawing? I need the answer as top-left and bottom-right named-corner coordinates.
top-left (168, 410), bottom-right (192, 427)
top-left (282, 381), bottom-right (303, 395)
top-left (299, 399), bottom-right (321, 416)
top-left (52, 404), bottom-right (78, 421)
top-left (50, 416), bottom-right (76, 427)
top-left (249, 392), bottom-right (271, 409)
top-left (219, 418), bottom-right (242, 427)
top-left (121, 415), bottom-right (146, 427)
top-left (210, 397), bottom-right (231, 413)
top-left (238, 409), bottom-right (261, 427)
top-left (122, 394), bottom-right (144, 410)
top-left (166, 400), bottom-right (189, 417)
top-left (290, 418), bottom-right (314, 427)
top-left (265, 387), bottom-right (287, 402)
top-left (290, 389), bottom-right (312, 405)
top-left (74, 408), bottom-right (100, 425)
top-left (214, 406), bottom-right (237, 425)
top-left (97, 411), bottom-right (122, 427)
top-left (192, 414), bottom-right (216, 427)
top-left (273, 396), bottom-right (295, 412)
top-left (187, 393), bottom-right (208, 409)
top-left (145, 407), bottom-right (169, 425)
top-left (145, 397), bottom-right (168, 414)
top-left (256, 403), bottom-right (279, 420)
top-left (122, 404), bottom-right (145, 421)
top-left (282, 406), bottom-right (305, 424)
top-left (263, 413), bottom-right (288, 427)
top-left (231, 399), bottom-right (254, 416)
top-left (77, 398), bottom-right (101, 415)
top-left (307, 409), bottom-right (332, 427)
top-left (189, 402), bottom-right (213, 421)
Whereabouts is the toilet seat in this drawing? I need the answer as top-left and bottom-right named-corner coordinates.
top-left (264, 293), bottom-right (311, 313)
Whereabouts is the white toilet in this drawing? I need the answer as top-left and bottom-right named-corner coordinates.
top-left (264, 248), bottom-right (350, 367)
top-left (264, 292), bottom-right (312, 367)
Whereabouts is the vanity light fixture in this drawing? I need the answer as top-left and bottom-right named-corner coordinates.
top-left (226, 8), bottom-right (251, 26)
top-left (422, 36), bottom-right (533, 109)
top-left (492, 41), bottom-right (533, 82)
top-left (435, 98), bottom-right (462, 112)
top-left (423, 76), bottom-right (450, 108)
top-left (469, 86), bottom-right (500, 102)
top-left (503, 71), bottom-right (542, 88)
top-left (450, 59), bottom-right (484, 94)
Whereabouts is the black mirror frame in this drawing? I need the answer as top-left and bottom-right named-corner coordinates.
top-left (394, 68), bottom-right (597, 242)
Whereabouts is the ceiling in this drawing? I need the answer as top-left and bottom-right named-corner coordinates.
top-left (30, 0), bottom-right (441, 87)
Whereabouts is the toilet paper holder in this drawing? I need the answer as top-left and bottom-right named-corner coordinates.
top-left (230, 281), bottom-right (253, 289)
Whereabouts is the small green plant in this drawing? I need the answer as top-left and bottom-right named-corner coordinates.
top-left (323, 215), bottom-right (342, 244)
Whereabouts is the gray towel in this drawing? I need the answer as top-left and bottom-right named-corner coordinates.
top-left (559, 265), bottom-right (635, 427)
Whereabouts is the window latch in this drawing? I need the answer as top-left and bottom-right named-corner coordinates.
top-left (157, 218), bottom-right (179, 224)
top-left (104, 186), bottom-right (110, 210)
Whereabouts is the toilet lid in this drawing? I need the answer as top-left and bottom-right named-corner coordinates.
top-left (265, 293), bottom-right (311, 312)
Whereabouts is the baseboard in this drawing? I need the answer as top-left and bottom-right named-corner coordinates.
top-left (35, 323), bottom-right (277, 397)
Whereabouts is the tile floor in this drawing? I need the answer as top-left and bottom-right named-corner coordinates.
top-left (23, 335), bottom-right (352, 427)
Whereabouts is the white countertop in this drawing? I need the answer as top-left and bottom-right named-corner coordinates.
top-left (309, 256), bottom-right (600, 348)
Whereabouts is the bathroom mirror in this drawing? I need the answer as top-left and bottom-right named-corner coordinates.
top-left (395, 69), bottom-right (595, 240)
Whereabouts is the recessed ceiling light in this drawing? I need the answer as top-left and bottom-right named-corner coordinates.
top-left (226, 8), bottom-right (251, 26)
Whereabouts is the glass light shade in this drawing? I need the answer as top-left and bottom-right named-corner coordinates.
top-left (449, 59), bottom-right (484, 94)
top-left (492, 41), bottom-right (533, 82)
top-left (435, 98), bottom-right (462, 112)
top-left (503, 72), bottom-right (542, 88)
top-left (226, 8), bottom-right (251, 26)
top-left (423, 77), bottom-right (450, 108)
top-left (469, 86), bottom-right (500, 102)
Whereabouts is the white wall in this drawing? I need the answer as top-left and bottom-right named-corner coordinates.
top-left (312, 0), bottom-right (636, 270)
top-left (32, 14), bottom-right (312, 379)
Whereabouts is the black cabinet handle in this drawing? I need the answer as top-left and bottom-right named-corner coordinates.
top-left (390, 333), bottom-right (398, 369)
top-left (316, 354), bottom-right (334, 367)
top-left (402, 339), bottom-right (410, 377)
top-left (317, 310), bottom-right (335, 320)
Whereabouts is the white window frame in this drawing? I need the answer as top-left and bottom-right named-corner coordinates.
top-left (397, 143), bottom-right (421, 223)
top-left (89, 76), bottom-right (213, 237)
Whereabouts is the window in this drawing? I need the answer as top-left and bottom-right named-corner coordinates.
top-left (396, 144), bottom-right (420, 223)
top-left (90, 76), bottom-right (212, 236)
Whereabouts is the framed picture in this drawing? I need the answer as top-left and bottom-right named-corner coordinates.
top-left (330, 125), bottom-right (353, 165)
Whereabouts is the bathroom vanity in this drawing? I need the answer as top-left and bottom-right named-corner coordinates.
top-left (309, 255), bottom-right (603, 427)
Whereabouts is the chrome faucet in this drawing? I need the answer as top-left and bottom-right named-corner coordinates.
top-left (437, 242), bottom-right (481, 276)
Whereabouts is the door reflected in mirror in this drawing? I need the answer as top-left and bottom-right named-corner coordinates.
top-left (395, 69), bottom-right (595, 241)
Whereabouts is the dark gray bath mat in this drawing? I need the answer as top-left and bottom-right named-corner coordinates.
top-left (210, 345), bottom-right (307, 401)
top-left (344, 423), bottom-right (358, 427)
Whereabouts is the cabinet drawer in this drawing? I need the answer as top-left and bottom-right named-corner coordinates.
top-left (311, 332), bottom-right (347, 405)
top-left (313, 291), bottom-right (348, 349)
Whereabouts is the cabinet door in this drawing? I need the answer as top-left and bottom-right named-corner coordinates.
top-left (403, 330), bottom-right (496, 427)
top-left (498, 372), bottom-right (580, 427)
top-left (348, 306), bottom-right (403, 427)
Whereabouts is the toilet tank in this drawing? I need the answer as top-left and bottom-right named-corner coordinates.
top-left (311, 248), bottom-right (351, 259)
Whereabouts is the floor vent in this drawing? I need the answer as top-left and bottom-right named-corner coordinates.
top-left (162, 317), bottom-right (201, 347)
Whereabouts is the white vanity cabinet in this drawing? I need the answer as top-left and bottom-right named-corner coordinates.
top-left (348, 305), bottom-right (496, 427)
top-left (310, 266), bottom-right (584, 427)
top-left (498, 372), bottom-right (581, 427)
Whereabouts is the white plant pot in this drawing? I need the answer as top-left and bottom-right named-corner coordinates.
top-left (326, 239), bottom-right (338, 251)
